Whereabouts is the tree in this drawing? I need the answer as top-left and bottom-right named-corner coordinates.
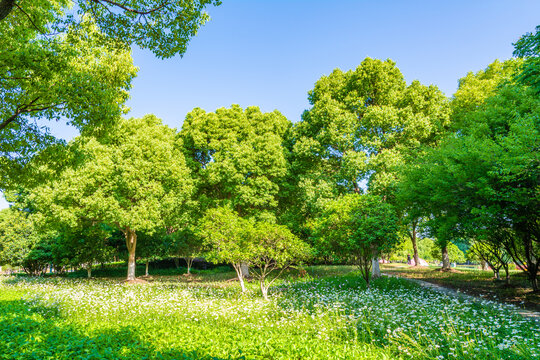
top-left (181, 105), bottom-right (291, 222)
top-left (0, 208), bottom-right (39, 270)
top-left (1, 15), bottom-right (137, 190)
top-left (32, 115), bottom-right (194, 281)
top-left (0, 0), bottom-right (221, 58)
top-left (250, 222), bottom-right (311, 300)
top-left (171, 228), bottom-right (203, 275)
top-left (514, 25), bottom-right (540, 93)
top-left (1, 0), bottom-right (220, 191)
top-left (198, 207), bottom-right (253, 292)
top-left (313, 194), bottom-right (399, 287)
top-left (430, 241), bottom-right (465, 266)
top-left (289, 58), bottom-right (449, 266)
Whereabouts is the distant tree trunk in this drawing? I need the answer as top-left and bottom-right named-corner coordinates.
top-left (232, 263), bottom-right (246, 292)
top-left (173, 258), bottom-right (180, 269)
top-left (479, 260), bottom-right (488, 271)
top-left (125, 228), bottom-right (137, 281)
top-left (371, 258), bottom-right (381, 279)
top-left (87, 264), bottom-right (92, 278)
top-left (145, 260), bottom-right (149, 276)
top-left (240, 262), bottom-right (249, 278)
top-left (503, 264), bottom-right (510, 285)
top-left (494, 269), bottom-right (500, 280)
top-left (260, 280), bottom-right (269, 301)
top-left (185, 257), bottom-right (194, 275)
top-left (0, 0), bottom-right (15, 21)
top-left (441, 246), bottom-right (450, 270)
top-left (409, 220), bottom-right (420, 266)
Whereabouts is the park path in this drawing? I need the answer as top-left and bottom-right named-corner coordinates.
top-left (383, 273), bottom-right (540, 321)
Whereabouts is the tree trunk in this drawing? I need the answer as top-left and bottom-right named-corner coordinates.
top-left (233, 264), bottom-right (246, 292)
top-left (371, 258), bottom-right (381, 279)
top-left (186, 257), bottom-right (193, 275)
top-left (409, 221), bottom-right (420, 266)
top-left (173, 258), bottom-right (180, 269)
top-left (87, 264), bottom-right (92, 279)
top-left (494, 269), bottom-right (500, 280)
top-left (441, 246), bottom-right (450, 270)
top-left (0, 0), bottom-right (15, 21)
top-left (504, 265), bottom-right (510, 285)
top-left (125, 228), bottom-right (137, 281)
top-left (145, 260), bottom-right (149, 276)
top-left (480, 260), bottom-right (489, 271)
top-left (240, 262), bottom-right (249, 278)
top-left (260, 280), bottom-right (268, 301)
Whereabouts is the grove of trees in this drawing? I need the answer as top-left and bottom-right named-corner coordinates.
top-left (1, 6), bottom-right (539, 295)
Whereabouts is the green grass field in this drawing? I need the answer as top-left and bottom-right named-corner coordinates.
top-left (1, 266), bottom-right (539, 359)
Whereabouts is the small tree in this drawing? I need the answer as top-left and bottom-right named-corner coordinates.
top-left (431, 241), bottom-right (466, 267)
top-left (250, 222), bottom-right (311, 300)
top-left (314, 194), bottom-right (399, 287)
top-left (199, 207), bottom-right (253, 292)
top-left (171, 228), bottom-right (203, 275)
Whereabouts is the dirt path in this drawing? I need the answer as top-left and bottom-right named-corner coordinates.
top-left (383, 273), bottom-right (540, 321)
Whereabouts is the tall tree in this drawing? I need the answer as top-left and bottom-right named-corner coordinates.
top-left (32, 115), bottom-right (194, 281)
top-left (181, 105), bottom-right (291, 222)
top-left (313, 194), bottom-right (399, 287)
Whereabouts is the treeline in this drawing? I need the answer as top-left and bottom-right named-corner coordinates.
top-left (1, 28), bottom-right (539, 292)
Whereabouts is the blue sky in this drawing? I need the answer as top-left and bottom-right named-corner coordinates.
top-left (1, 0), bottom-right (539, 208)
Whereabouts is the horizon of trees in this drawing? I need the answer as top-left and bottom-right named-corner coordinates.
top-left (0, 17), bottom-right (538, 293)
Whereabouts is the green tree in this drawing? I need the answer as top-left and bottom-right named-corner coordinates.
top-left (0, 0), bottom-right (220, 58)
top-left (514, 25), bottom-right (540, 93)
top-left (0, 208), bottom-right (38, 269)
top-left (181, 105), bottom-right (291, 222)
top-left (289, 58), bottom-right (449, 263)
top-left (198, 207), bottom-right (253, 292)
top-left (32, 115), bottom-right (194, 281)
top-left (1, 15), bottom-right (137, 190)
top-left (250, 222), bottom-right (311, 300)
top-left (313, 194), bottom-right (399, 287)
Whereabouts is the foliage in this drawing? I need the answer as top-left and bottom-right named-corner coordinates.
top-left (312, 194), bottom-right (399, 286)
top-left (430, 242), bottom-right (466, 264)
top-left (249, 222), bottom-right (311, 299)
top-left (31, 115), bottom-right (194, 280)
top-left (513, 25), bottom-right (540, 93)
top-left (181, 105), bottom-right (291, 222)
top-left (0, 11), bottom-right (137, 190)
top-left (198, 206), bottom-right (253, 291)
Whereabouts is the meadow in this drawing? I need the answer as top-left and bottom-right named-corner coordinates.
top-left (0, 266), bottom-right (539, 360)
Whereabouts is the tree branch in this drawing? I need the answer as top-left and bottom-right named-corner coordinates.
top-left (14, 3), bottom-right (45, 34)
top-left (91, 0), bottom-right (173, 16)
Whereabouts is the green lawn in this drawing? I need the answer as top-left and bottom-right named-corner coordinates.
top-left (381, 263), bottom-right (540, 312)
top-left (1, 266), bottom-right (539, 359)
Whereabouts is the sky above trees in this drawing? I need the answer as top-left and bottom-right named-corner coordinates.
top-left (1, 0), bottom-right (539, 209)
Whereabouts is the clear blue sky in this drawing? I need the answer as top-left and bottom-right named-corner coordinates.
top-left (1, 0), bottom-right (539, 208)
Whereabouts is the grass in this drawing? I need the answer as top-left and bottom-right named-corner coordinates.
top-left (0, 265), bottom-right (539, 359)
top-left (381, 263), bottom-right (540, 312)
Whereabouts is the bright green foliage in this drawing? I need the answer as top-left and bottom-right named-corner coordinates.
top-left (198, 206), bottom-right (253, 291)
top-left (181, 105), bottom-right (291, 222)
top-left (313, 194), bottom-right (399, 286)
top-left (0, 8), bottom-right (137, 190)
top-left (250, 222), bottom-right (311, 299)
top-left (513, 25), bottom-right (540, 93)
top-left (0, 208), bottom-right (38, 268)
top-left (450, 59), bottom-right (522, 128)
top-left (168, 227), bottom-right (203, 274)
top-left (430, 242), bottom-right (466, 264)
top-left (293, 57), bottom-right (449, 198)
top-left (32, 115), bottom-right (194, 280)
top-left (1, 0), bottom-right (221, 58)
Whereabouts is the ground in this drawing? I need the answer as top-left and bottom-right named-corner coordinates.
top-left (0, 265), bottom-right (539, 359)
top-left (381, 263), bottom-right (540, 312)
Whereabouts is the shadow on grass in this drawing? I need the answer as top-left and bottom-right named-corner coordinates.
top-left (0, 299), bottom-right (243, 360)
